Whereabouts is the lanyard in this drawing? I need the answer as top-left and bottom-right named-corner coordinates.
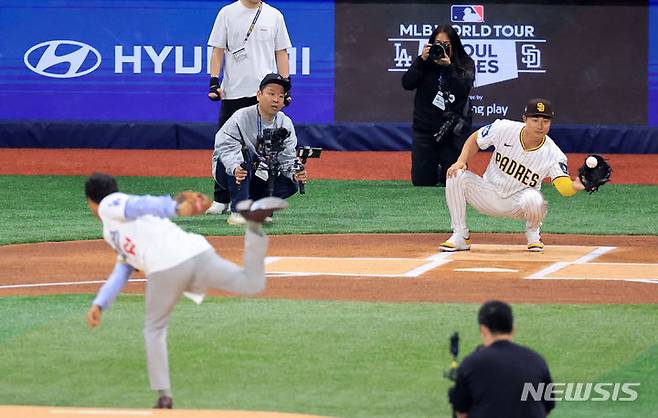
top-left (257, 109), bottom-right (277, 138)
top-left (241, 1), bottom-right (263, 48)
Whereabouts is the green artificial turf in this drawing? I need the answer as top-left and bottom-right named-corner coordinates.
top-left (1, 175), bottom-right (657, 244)
top-left (0, 296), bottom-right (656, 417)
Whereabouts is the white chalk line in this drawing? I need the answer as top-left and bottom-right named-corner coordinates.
top-left (0, 279), bottom-right (147, 290)
top-left (523, 246), bottom-right (658, 284)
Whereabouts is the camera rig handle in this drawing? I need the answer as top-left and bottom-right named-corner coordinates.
top-left (294, 146), bottom-right (322, 196)
top-left (443, 332), bottom-right (460, 382)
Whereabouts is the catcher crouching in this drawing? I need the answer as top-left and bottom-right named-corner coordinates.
top-left (438, 98), bottom-right (612, 253)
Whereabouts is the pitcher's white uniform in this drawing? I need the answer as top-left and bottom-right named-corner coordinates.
top-left (94, 192), bottom-right (268, 393)
top-left (444, 119), bottom-right (569, 248)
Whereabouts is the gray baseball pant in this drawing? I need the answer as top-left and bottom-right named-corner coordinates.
top-left (143, 229), bottom-right (267, 391)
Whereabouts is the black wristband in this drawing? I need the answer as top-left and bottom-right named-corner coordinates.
top-left (210, 76), bottom-right (219, 87)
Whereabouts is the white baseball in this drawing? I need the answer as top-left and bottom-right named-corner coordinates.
top-left (586, 156), bottom-right (598, 168)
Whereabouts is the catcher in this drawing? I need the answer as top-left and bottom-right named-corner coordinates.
top-left (439, 98), bottom-right (612, 252)
top-left (84, 172), bottom-right (287, 409)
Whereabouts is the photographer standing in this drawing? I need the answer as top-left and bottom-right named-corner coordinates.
top-left (450, 301), bottom-right (555, 418)
top-left (212, 73), bottom-right (307, 225)
top-left (402, 25), bottom-right (475, 186)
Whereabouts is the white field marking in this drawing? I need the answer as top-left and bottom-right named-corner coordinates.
top-left (625, 279), bottom-right (658, 285)
top-left (268, 256), bottom-right (429, 261)
top-left (526, 262), bottom-right (571, 279)
top-left (527, 277), bottom-right (658, 285)
top-left (454, 267), bottom-right (518, 273)
top-left (267, 271), bottom-right (420, 278)
top-left (266, 272), bottom-right (325, 277)
top-left (526, 246), bottom-right (616, 279)
top-left (573, 246), bottom-right (616, 264)
top-left (265, 256), bottom-right (281, 265)
top-left (0, 279), bottom-right (146, 290)
top-left (50, 409), bottom-right (152, 416)
top-left (402, 252), bottom-right (454, 277)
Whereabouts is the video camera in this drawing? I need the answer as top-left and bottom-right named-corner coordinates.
top-left (254, 128), bottom-right (323, 196)
top-left (258, 127), bottom-right (289, 155)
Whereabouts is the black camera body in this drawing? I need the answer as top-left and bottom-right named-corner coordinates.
top-left (258, 127), bottom-right (289, 155)
top-left (428, 42), bottom-right (447, 61)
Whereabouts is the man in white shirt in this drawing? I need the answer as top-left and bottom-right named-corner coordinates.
top-left (206, 0), bottom-right (292, 215)
top-left (439, 99), bottom-right (586, 252)
top-left (84, 172), bottom-right (287, 409)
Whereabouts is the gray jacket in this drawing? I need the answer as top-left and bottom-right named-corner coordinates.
top-left (211, 104), bottom-right (297, 180)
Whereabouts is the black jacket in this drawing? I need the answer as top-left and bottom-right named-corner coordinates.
top-left (401, 56), bottom-right (475, 133)
top-left (450, 340), bottom-right (555, 418)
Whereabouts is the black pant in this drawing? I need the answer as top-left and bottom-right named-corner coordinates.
top-left (411, 128), bottom-right (463, 187)
top-left (214, 159), bottom-right (298, 211)
top-left (213, 96), bottom-right (258, 203)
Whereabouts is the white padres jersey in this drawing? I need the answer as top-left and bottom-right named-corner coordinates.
top-left (98, 193), bottom-right (211, 275)
top-left (476, 119), bottom-right (568, 198)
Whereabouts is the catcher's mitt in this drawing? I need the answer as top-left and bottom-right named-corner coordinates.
top-left (578, 154), bottom-right (612, 194)
top-left (175, 191), bottom-right (211, 216)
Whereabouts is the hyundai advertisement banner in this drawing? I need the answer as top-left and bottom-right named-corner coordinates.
top-left (1, 1), bottom-right (656, 127)
top-left (0, 0), bottom-right (334, 123)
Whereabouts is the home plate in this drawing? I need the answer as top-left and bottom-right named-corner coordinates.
top-left (454, 267), bottom-right (518, 273)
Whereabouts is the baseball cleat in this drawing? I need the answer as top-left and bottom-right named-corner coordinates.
top-left (236, 197), bottom-right (288, 223)
top-left (525, 229), bottom-right (543, 252)
top-left (227, 212), bottom-right (247, 225)
top-left (154, 396), bottom-right (173, 409)
top-left (205, 201), bottom-right (230, 215)
top-left (527, 242), bottom-right (545, 252)
top-left (439, 234), bottom-right (471, 252)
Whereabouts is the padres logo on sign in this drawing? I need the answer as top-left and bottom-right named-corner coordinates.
top-left (537, 102), bottom-right (545, 112)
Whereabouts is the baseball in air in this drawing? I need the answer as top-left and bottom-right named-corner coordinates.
top-left (586, 156), bottom-right (598, 168)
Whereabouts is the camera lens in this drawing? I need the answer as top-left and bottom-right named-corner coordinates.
top-left (429, 44), bottom-right (445, 61)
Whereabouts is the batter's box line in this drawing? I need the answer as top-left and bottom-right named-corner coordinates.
top-left (0, 278), bottom-right (147, 290)
top-left (526, 246), bottom-right (616, 280)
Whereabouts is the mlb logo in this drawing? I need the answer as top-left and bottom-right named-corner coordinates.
top-left (451, 5), bottom-right (484, 23)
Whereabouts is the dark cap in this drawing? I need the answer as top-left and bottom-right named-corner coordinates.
top-left (259, 73), bottom-right (290, 93)
top-left (524, 98), bottom-right (554, 118)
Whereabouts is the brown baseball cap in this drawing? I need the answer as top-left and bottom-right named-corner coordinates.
top-left (524, 98), bottom-right (554, 118)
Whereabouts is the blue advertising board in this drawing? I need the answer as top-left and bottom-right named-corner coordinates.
top-left (650, 1), bottom-right (658, 126)
top-left (0, 0), bottom-right (334, 123)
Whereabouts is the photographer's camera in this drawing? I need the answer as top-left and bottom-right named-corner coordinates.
top-left (428, 42), bottom-right (447, 61)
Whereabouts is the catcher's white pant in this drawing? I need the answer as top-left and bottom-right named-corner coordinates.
top-left (143, 229), bottom-right (268, 391)
top-left (445, 170), bottom-right (547, 237)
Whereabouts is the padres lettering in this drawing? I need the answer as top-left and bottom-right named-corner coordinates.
top-left (495, 152), bottom-right (540, 187)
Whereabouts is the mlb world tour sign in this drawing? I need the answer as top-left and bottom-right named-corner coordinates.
top-left (391, 23), bottom-right (545, 88)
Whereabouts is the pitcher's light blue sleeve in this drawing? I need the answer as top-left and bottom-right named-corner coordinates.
top-left (92, 263), bottom-right (135, 310)
top-left (124, 195), bottom-right (177, 220)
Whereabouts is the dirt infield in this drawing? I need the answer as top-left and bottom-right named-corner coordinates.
top-left (2, 233), bottom-right (657, 304)
top-left (1, 148), bottom-right (657, 183)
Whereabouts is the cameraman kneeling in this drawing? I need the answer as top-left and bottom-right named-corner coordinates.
top-left (212, 73), bottom-right (308, 225)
